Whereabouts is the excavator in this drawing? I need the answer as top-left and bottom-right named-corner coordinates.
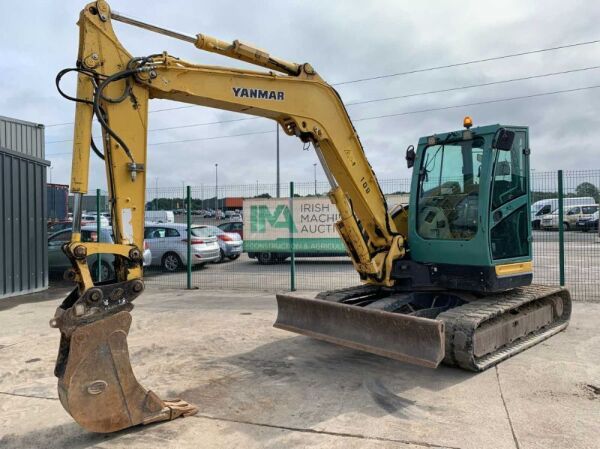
top-left (52, 1), bottom-right (571, 433)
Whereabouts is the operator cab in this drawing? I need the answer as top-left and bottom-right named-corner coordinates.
top-left (396, 119), bottom-right (532, 292)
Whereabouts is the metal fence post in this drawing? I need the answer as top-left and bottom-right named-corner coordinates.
top-left (186, 185), bottom-right (192, 289)
top-left (557, 170), bottom-right (565, 287)
top-left (96, 188), bottom-right (101, 282)
top-left (289, 181), bottom-right (296, 291)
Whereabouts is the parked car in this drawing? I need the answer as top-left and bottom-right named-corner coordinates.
top-left (48, 226), bottom-right (115, 281)
top-left (193, 224), bottom-right (243, 262)
top-left (217, 220), bottom-right (243, 239)
top-left (48, 216), bottom-right (101, 234)
top-left (144, 223), bottom-right (220, 271)
top-left (541, 204), bottom-right (598, 230)
top-left (576, 210), bottom-right (599, 232)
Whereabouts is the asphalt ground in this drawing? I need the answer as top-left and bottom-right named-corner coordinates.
top-left (1, 287), bottom-right (599, 448)
top-left (140, 230), bottom-right (600, 301)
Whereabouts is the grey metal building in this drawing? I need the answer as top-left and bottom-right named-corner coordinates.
top-left (0, 115), bottom-right (49, 299)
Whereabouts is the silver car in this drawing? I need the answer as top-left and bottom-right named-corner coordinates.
top-left (144, 223), bottom-right (220, 271)
top-left (194, 224), bottom-right (243, 262)
top-left (48, 226), bottom-right (115, 281)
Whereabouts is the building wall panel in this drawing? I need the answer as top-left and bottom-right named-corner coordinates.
top-left (0, 116), bottom-right (48, 299)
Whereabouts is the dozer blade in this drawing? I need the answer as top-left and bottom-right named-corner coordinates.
top-left (54, 309), bottom-right (197, 433)
top-left (275, 292), bottom-right (445, 368)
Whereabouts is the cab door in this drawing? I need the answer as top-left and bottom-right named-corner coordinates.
top-left (489, 128), bottom-right (531, 264)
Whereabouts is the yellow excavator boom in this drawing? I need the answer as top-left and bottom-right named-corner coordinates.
top-left (53, 0), bottom-right (407, 432)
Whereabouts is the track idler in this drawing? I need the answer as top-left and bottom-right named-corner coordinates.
top-left (51, 283), bottom-right (197, 433)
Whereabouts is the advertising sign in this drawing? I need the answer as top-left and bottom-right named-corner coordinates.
top-left (243, 194), bottom-right (407, 253)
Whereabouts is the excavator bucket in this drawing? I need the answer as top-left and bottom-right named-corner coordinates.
top-left (275, 292), bottom-right (445, 368)
top-left (52, 288), bottom-right (197, 433)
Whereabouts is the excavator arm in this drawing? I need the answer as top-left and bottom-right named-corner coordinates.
top-left (70, 1), bottom-right (404, 284)
top-left (53, 1), bottom-right (407, 433)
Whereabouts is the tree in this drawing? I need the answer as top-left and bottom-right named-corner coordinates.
top-left (575, 182), bottom-right (599, 202)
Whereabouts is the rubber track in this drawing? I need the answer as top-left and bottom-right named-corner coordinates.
top-left (316, 284), bottom-right (381, 301)
top-left (438, 284), bottom-right (572, 371)
top-left (316, 284), bottom-right (572, 372)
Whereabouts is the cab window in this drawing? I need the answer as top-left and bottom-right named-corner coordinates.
top-left (417, 137), bottom-right (483, 240)
top-left (491, 131), bottom-right (527, 210)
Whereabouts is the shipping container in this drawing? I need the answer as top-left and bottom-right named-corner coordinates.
top-left (48, 183), bottom-right (69, 221)
top-left (224, 197), bottom-right (243, 209)
top-left (0, 116), bottom-right (49, 299)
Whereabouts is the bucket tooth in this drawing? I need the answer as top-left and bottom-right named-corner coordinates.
top-left (55, 310), bottom-right (197, 433)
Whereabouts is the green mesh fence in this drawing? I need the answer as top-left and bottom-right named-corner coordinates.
top-left (554, 170), bottom-right (600, 302)
top-left (138, 173), bottom-right (599, 301)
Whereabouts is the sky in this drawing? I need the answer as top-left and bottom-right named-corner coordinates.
top-left (1, 0), bottom-right (599, 194)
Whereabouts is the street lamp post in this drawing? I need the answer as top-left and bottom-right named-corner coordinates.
top-left (276, 123), bottom-right (280, 198)
top-left (215, 163), bottom-right (218, 213)
top-left (154, 177), bottom-right (159, 211)
top-left (181, 181), bottom-right (185, 211)
top-left (313, 163), bottom-right (317, 196)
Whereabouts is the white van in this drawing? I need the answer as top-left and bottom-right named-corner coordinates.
top-left (144, 210), bottom-right (175, 223)
top-left (531, 197), bottom-right (595, 229)
top-left (541, 204), bottom-right (598, 230)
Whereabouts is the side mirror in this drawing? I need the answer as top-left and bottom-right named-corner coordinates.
top-left (405, 145), bottom-right (416, 168)
top-left (493, 129), bottom-right (515, 151)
